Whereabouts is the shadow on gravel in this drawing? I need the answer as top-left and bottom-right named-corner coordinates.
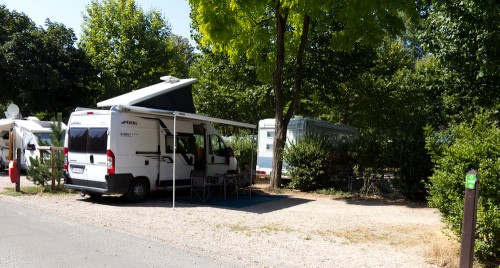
top-left (78, 189), bottom-right (313, 214)
top-left (338, 197), bottom-right (428, 209)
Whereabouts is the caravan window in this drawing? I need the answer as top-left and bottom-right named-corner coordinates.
top-left (209, 135), bottom-right (226, 156)
top-left (87, 128), bottom-right (108, 154)
top-left (165, 134), bottom-right (193, 154)
top-left (267, 131), bottom-right (275, 138)
top-left (68, 128), bottom-right (88, 153)
top-left (34, 133), bottom-right (52, 146)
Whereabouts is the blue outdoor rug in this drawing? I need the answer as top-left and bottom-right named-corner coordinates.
top-left (181, 193), bottom-right (290, 209)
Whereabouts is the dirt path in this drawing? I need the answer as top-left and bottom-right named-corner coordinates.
top-left (0, 173), bottom-right (457, 267)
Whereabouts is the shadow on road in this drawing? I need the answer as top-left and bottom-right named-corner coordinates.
top-left (78, 189), bottom-right (313, 214)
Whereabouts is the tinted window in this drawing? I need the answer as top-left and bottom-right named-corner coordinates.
top-left (210, 135), bottom-right (226, 156)
top-left (68, 128), bottom-right (88, 153)
top-left (87, 128), bottom-right (108, 154)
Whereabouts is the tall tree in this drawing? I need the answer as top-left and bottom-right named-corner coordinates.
top-left (419, 0), bottom-right (500, 122)
top-left (189, 0), bottom-right (416, 188)
top-left (80, 0), bottom-right (193, 99)
top-left (0, 5), bottom-right (96, 117)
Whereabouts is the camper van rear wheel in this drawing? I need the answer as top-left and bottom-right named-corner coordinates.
top-left (126, 179), bottom-right (149, 202)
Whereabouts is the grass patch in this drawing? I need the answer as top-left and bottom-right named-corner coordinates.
top-left (227, 222), bottom-right (295, 234)
top-left (259, 222), bottom-right (294, 233)
top-left (2, 185), bottom-right (76, 196)
top-left (315, 188), bottom-right (353, 197)
top-left (318, 224), bottom-right (464, 266)
top-left (227, 222), bottom-right (252, 232)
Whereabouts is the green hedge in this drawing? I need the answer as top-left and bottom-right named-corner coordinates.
top-left (425, 112), bottom-right (500, 262)
top-left (283, 134), bottom-right (338, 191)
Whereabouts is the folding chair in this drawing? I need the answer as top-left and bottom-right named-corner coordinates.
top-left (237, 174), bottom-right (254, 198)
top-left (190, 170), bottom-right (212, 202)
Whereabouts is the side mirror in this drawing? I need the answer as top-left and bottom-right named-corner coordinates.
top-left (27, 143), bottom-right (36, 150)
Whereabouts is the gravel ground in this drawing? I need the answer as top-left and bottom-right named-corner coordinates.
top-left (0, 173), bottom-right (446, 268)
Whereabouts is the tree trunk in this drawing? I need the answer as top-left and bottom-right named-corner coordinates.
top-left (270, 117), bottom-right (286, 188)
top-left (269, 7), bottom-right (310, 189)
top-left (269, 1), bottom-right (287, 188)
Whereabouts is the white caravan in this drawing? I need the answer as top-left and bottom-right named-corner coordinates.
top-left (0, 104), bottom-right (65, 170)
top-left (256, 117), bottom-right (357, 177)
top-left (63, 77), bottom-right (255, 201)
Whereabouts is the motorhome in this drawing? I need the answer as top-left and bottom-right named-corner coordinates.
top-left (0, 104), bottom-right (65, 171)
top-left (256, 117), bottom-right (357, 178)
top-left (63, 77), bottom-right (255, 201)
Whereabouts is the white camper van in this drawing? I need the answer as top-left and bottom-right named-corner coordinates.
top-left (63, 77), bottom-right (255, 201)
top-left (256, 117), bottom-right (357, 177)
top-left (0, 104), bottom-right (65, 171)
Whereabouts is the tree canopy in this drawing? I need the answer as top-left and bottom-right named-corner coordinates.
top-left (190, 0), bottom-right (416, 187)
top-left (80, 0), bottom-right (193, 100)
top-left (0, 5), bottom-right (96, 117)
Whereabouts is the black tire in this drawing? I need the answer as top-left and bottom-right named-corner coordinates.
top-left (126, 179), bottom-right (149, 202)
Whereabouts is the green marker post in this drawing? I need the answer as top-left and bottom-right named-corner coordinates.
top-left (459, 170), bottom-right (480, 268)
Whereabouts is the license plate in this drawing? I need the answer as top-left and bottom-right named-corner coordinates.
top-left (71, 167), bottom-right (84, 174)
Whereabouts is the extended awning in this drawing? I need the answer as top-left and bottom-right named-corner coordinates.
top-left (113, 105), bottom-right (256, 129)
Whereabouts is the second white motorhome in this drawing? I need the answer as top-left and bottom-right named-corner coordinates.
top-left (63, 77), bottom-right (255, 201)
top-left (0, 104), bottom-right (65, 170)
top-left (256, 117), bottom-right (357, 178)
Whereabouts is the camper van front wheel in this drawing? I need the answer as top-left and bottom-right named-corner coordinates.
top-left (126, 179), bottom-right (149, 202)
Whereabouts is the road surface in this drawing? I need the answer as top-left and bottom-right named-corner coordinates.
top-left (0, 199), bottom-right (239, 268)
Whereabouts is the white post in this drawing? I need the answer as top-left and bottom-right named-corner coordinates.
top-left (173, 113), bottom-right (176, 209)
top-left (249, 130), bottom-right (256, 197)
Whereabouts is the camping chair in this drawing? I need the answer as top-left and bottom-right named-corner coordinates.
top-left (190, 170), bottom-right (212, 202)
top-left (237, 173), bottom-right (254, 198)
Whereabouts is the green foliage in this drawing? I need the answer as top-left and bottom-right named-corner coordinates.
top-left (0, 5), bottom-right (96, 116)
top-left (283, 134), bottom-right (335, 191)
top-left (190, 0), bottom-right (415, 188)
top-left (27, 113), bottom-right (65, 187)
top-left (419, 0), bottom-right (500, 122)
top-left (190, 52), bottom-right (274, 125)
top-left (225, 134), bottom-right (257, 169)
top-left (80, 0), bottom-right (193, 99)
top-left (425, 111), bottom-right (500, 261)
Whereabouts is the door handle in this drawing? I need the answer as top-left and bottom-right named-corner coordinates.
top-left (90, 155), bottom-right (94, 164)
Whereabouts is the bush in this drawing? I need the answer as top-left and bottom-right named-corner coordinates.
top-left (425, 111), bottom-right (500, 262)
top-left (283, 134), bottom-right (335, 191)
top-left (27, 113), bottom-right (65, 187)
top-left (225, 134), bottom-right (257, 169)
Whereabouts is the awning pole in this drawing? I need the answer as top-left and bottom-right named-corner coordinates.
top-left (250, 130), bottom-right (255, 197)
top-left (173, 113), bottom-right (176, 209)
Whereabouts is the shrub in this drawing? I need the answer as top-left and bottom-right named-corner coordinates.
top-left (225, 134), bottom-right (257, 168)
top-left (425, 111), bottom-right (500, 262)
top-left (27, 113), bottom-right (65, 187)
top-left (283, 134), bottom-right (335, 191)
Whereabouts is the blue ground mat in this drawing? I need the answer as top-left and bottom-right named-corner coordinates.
top-left (181, 193), bottom-right (290, 209)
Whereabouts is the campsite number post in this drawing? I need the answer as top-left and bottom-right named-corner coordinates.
top-left (459, 170), bottom-right (480, 268)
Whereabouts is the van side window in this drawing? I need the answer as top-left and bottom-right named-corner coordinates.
top-left (209, 135), bottom-right (226, 156)
top-left (87, 128), bottom-right (108, 154)
top-left (68, 128), bottom-right (88, 153)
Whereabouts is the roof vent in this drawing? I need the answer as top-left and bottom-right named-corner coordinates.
top-left (294, 115), bottom-right (303, 119)
top-left (160, 76), bottom-right (180, 83)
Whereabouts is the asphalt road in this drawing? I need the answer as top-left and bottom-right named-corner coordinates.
top-left (0, 199), bottom-right (239, 268)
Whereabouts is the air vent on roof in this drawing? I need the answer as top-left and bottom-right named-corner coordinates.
top-left (160, 76), bottom-right (180, 83)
